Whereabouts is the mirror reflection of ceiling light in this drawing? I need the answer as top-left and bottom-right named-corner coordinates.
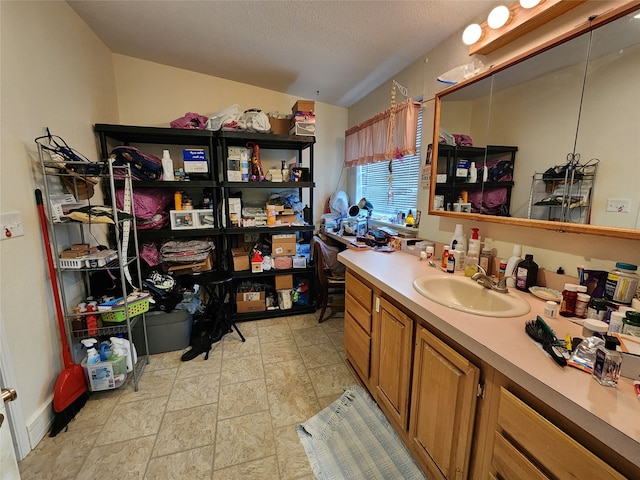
top-left (488, 5), bottom-right (511, 29)
top-left (462, 24), bottom-right (483, 45)
top-left (519, 0), bottom-right (542, 8)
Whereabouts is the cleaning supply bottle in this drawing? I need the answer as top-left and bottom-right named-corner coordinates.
top-left (81, 338), bottom-right (99, 364)
top-left (99, 341), bottom-right (113, 362)
top-left (515, 254), bottom-right (539, 292)
top-left (111, 336), bottom-right (135, 372)
top-left (504, 244), bottom-right (522, 288)
top-left (450, 224), bottom-right (466, 254)
top-left (162, 150), bottom-right (175, 181)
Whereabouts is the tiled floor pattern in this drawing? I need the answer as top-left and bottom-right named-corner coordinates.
top-left (18, 312), bottom-right (354, 479)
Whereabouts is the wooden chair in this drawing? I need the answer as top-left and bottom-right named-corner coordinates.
top-left (313, 237), bottom-right (346, 323)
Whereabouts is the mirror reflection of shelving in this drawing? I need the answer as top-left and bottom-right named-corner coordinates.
top-left (528, 160), bottom-right (598, 224)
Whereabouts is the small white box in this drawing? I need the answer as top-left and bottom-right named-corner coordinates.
top-left (292, 257), bottom-right (307, 268)
top-left (195, 209), bottom-right (215, 228)
top-left (436, 174), bottom-right (447, 183)
top-left (289, 122), bottom-right (316, 136)
top-left (227, 170), bottom-right (242, 182)
top-left (170, 210), bottom-right (197, 230)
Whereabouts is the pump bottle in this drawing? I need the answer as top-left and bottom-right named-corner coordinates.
top-left (504, 244), bottom-right (523, 288)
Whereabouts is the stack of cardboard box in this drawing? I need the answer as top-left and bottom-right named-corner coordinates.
top-left (289, 100), bottom-right (315, 136)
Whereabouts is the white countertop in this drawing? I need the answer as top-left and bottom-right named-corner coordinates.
top-left (338, 248), bottom-right (640, 468)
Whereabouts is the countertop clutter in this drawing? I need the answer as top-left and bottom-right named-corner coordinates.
top-left (338, 248), bottom-right (640, 471)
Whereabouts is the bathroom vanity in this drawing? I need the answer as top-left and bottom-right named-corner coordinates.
top-left (340, 248), bottom-right (639, 480)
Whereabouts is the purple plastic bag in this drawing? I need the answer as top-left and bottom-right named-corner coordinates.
top-left (170, 112), bottom-right (209, 130)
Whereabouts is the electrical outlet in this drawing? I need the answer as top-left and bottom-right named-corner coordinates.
top-left (606, 199), bottom-right (631, 213)
top-left (1, 211), bottom-right (24, 240)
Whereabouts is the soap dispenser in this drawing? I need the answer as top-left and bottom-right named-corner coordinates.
top-left (505, 244), bottom-right (523, 288)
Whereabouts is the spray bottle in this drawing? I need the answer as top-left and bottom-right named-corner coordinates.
top-left (81, 338), bottom-right (99, 364)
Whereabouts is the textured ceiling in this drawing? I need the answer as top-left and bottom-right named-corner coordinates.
top-left (68, 0), bottom-right (502, 107)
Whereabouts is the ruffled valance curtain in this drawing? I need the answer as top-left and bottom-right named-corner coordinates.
top-left (344, 100), bottom-right (421, 168)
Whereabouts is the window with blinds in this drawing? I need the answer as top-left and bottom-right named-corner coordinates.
top-left (358, 108), bottom-right (422, 218)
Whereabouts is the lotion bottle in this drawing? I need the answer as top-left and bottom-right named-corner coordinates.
top-left (162, 150), bottom-right (175, 181)
top-left (504, 244), bottom-right (522, 288)
top-left (450, 224), bottom-right (466, 254)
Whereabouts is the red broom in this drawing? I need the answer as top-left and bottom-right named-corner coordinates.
top-left (35, 189), bottom-right (89, 436)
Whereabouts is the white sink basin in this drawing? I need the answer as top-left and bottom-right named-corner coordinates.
top-left (413, 275), bottom-right (531, 318)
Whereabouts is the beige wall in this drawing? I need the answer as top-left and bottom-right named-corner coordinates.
top-left (112, 55), bottom-right (348, 224)
top-left (1, 1), bottom-right (119, 450)
top-left (348, 0), bottom-right (640, 274)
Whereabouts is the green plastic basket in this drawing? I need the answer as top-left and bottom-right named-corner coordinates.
top-left (101, 295), bottom-right (150, 323)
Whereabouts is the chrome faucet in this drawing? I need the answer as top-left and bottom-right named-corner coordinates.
top-left (471, 266), bottom-right (514, 293)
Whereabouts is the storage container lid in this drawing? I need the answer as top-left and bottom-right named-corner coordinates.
top-left (615, 262), bottom-right (638, 271)
top-left (583, 318), bottom-right (608, 333)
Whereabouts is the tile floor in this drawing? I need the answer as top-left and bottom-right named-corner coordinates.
top-left (18, 312), bottom-right (354, 479)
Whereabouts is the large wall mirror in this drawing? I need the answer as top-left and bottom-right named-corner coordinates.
top-left (430, 2), bottom-right (640, 240)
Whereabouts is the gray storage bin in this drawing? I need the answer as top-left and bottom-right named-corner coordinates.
top-left (132, 309), bottom-right (193, 355)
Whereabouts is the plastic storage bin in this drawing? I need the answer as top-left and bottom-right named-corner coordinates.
top-left (132, 310), bottom-right (193, 355)
top-left (82, 355), bottom-right (127, 391)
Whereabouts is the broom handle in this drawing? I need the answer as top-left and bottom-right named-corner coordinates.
top-left (35, 189), bottom-right (74, 368)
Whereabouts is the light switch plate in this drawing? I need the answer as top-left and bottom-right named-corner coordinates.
top-left (1, 211), bottom-right (24, 240)
top-left (606, 199), bottom-right (631, 213)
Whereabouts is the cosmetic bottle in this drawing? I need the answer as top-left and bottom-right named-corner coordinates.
top-left (592, 335), bottom-right (622, 387)
top-left (504, 244), bottom-right (522, 288)
top-left (162, 150), bottom-right (175, 181)
top-left (468, 162), bottom-right (477, 183)
top-left (515, 254), bottom-right (538, 292)
top-left (450, 224), bottom-right (466, 254)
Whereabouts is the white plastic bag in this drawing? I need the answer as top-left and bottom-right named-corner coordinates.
top-left (437, 58), bottom-right (484, 85)
top-left (240, 109), bottom-right (271, 132)
top-left (207, 104), bottom-right (243, 131)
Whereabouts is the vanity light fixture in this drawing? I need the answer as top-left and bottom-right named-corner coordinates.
top-left (488, 5), bottom-right (511, 29)
top-left (464, 0), bottom-right (586, 55)
top-left (462, 23), bottom-right (483, 45)
top-left (519, 0), bottom-right (543, 9)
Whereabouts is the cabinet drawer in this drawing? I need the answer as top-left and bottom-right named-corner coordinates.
top-left (496, 388), bottom-right (625, 480)
top-left (492, 431), bottom-right (547, 480)
top-left (345, 292), bottom-right (372, 334)
top-left (344, 311), bottom-right (371, 379)
top-left (346, 271), bottom-right (372, 310)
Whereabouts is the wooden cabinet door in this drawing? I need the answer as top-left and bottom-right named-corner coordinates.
top-left (409, 326), bottom-right (480, 480)
top-left (373, 296), bottom-right (414, 431)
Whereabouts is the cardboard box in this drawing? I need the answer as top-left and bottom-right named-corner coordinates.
top-left (168, 253), bottom-right (214, 275)
top-left (614, 333), bottom-right (640, 380)
top-left (236, 291), bottom-right (266, 313)
top-left (183, 148), bottom-right (209, 173)
top-left (269, 117), bottom-right (291, 135)
top-left (289, 122), bottom-right (316, 136)
top-left (231, 247), bottom-right (250, 271)
top-left (292, 100), bottom-right (315, 114)
top-left (276, 214), bottom-right (298, 225)
top-left (272, 234), bottom-right (297, 256)
top-left (275, 274), bottom-right (293, 290)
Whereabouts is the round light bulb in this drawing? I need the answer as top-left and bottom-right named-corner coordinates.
top-left (462, 24), bottom-right (483, 46)
top-left (488, 5), bottom-right (510, 29)
top-left (520, 0), bottom-right (542, 8)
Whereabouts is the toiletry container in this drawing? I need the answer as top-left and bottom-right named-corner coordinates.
top-left (441, 245), bottom-right (450, 269)
top-left (582, 318), bottom-right (609, 337)
top-left (465, 230), bottom-right (480, 277)
top-left (604, 262), bottom-right (639, 305)
top-left (622, 311), bottom-right (640, 336)
top-left (453, 248), bottom-right (465, 271)
top-left (446, 252), bottom-right (456, 273)
top-left (479, 248), bottom-right (493, 276)
top-left (592, 335), bottom-right (622, 387)
top-left (586, 297), bottom-right (607, 321)
top-left (504, 244), bottom-right (522, 288)
top-left (162, 150), bottom-right (175, 181)
top-left (450, 224), bottom-right (466, 254)
top-left (560, 284), bottom-right (578, 317)
top-left (515, 254), bottom-right (538, 292)
top-left (544, 301), bottom-right (558, 318)
top-left (575, 293), bottom-right (591, 319)
top-left (468, 162), bottom-right (477, 183)
top-left (608, 311), bottom-right (625, 334)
